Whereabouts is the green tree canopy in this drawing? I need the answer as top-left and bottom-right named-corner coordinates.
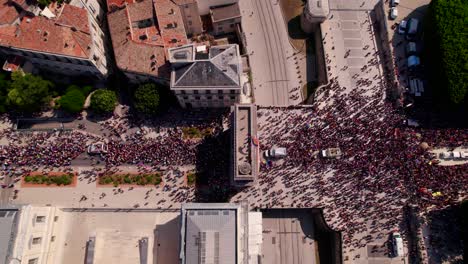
top-left (134, 83), bottom-right (160, 115)
top-left (7, 71), bottom-right (54, 113)
top-left (89, 89), bottom-right (117, 114)
top-left (428, 0), bottom-right (468, 105)
top-left (57, 86), bottom-right (86, 114)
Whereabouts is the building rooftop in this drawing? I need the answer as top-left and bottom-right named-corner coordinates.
top-left (2, 55), bottom-right (23, 72)
top-left (210, 3), bottom-right (241, 22)
top-left (232, 104), bottom-right (258, 186)
top-left (154, 0), bottom-right (188, 49)
top-left (107, 0), bottom-right (187, 78)
top-left (0, 3), bottom-right (92, 58)
top-left (0, 0), bottom-right (20, 25)
top-left (306, 0), bottom-right (330, 18)
top-left (170, 44), bottom-right (242, 89)
top-left (180, 203), bottom-right (241, 264)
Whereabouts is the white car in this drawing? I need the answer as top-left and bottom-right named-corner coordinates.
top-left (391, 0), bottom-right (400, 7)
top-left (264, 147), bottom-right (287, 159)
top-left (398, 20), bottom-right (407, 34)
top-left (87, 142), bottom-right (108, 155)
top-left (392, 232), bottom-right (404, 257)
top-left (390, 7), bottom-right (398, 20)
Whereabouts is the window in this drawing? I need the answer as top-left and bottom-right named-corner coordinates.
top-left (181, 90), bottom-right (186, 94)
top-left (206, 90), bottom-right (211, 94)
top-left (54, 216), bottom-right (59, 222)
top-left (230, 24), bottom-right (235, 28)
top-left (193, 90), bottom-right (198, 94)
top-left (195, 96), bottom-right (200, 100)
top-left (230, 96), bottom-right (235, 100)
top-left (218, 96), bottom-right (223, 100)
top-left (183, 96), bottom-right (188, 100)
top-left (218, 27), bottom-right (223, 31)
top-left (28, 258), bottom-right (38, 264)
top-left (207, 96), bottom-right (212, 100)
top-left (230, 90), bottom-right (236, 94)
top-left (32, 237), bottom-right (42, 245)
top-left (35, 216), bottom-right (45, 223)
top-left (188, 20), bottom-right (192, 26)
top-left (51, 236), bottom-right (56, 242)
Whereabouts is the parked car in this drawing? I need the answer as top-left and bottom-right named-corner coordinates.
top-left (398, 20), bottom-right (407, 34)
top-left (391, 0), bottom-right (400, 7)
top-left (392, 232), bottom-right (404, 257)
top-left (405, 42), bottom-right (418, 56)
top-left (321, 148), bottom-right (342, 158)
top-left (406, 18), bottom-right (419, 40)
top-left (408, 77), bottom-right (424, 97)
top-left (390, 7), bottom-right (398, 20)
top-left (404, 119), bottom-right (420, 127)
top-left (407, 55), bottom-right (421, 69)
top-left (264, 147), bottom-right (287, 158)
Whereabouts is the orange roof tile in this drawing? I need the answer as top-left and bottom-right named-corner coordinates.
top-left (0, 5), bottom-right (92, 58)
top-left (0, 0), bottom-right (20, 25)
top-left (107, 0), bottom-right (188, 78)
top-left (108, 5), bottom-right (168, 78)
top-left (154, 0), bottom-right (188, 49)
top-left (56, 4), bottom-right (90, 34)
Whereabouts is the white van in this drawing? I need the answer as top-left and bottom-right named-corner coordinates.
top-left (406, 18), bottom-right (419, 40)
top-left (390, 7), bottom-right (398, 20)
top-left (264, 147), bottom-right (287, 158)
top-left (392, 232), bottom-right (404, 257)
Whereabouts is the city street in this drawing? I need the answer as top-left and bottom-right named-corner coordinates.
top-left (240, 0), bottom-right (304, 106)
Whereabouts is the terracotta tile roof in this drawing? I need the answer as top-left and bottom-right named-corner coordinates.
top-left (154, 0), bottom-right (188, 49)
top-left (127, 0), bottom-right (153, 22)
top-left (107, 0), bottom-right (132, 10)
top-left (108, 6), bottom-right (168, 78)
top-left (107, 0), bottom-right (188, 78)
top-left (0, 4), bottom-right (92, 58)
top-left (0, 0), bottom-right (20, 25)
top-left (2, 55), bottom-right (23, 71)
top-left (55, 4), bottom-right (90, 34)
top-left (172, 0), bottom-right (196, 5)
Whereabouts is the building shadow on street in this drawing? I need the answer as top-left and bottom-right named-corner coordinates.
top-left (193, 130), bottom-right (237, 202)
top-left (154, 216), bottom-right (180, 264)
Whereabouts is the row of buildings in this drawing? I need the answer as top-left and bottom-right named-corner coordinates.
top-left (0, 203), bottom-right (263, 264)
top-left (0, 0), bottom-right (247, 108)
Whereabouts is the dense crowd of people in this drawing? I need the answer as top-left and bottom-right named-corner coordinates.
top-left (232, 69), bottom-right (466, 260)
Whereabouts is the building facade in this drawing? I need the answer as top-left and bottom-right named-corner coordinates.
top-left (0, 206), bottom-right (64, 264)
top-left (169, 44), bottom-right (243, 108)
top-left (0, 0), bottom-right (110, 81)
